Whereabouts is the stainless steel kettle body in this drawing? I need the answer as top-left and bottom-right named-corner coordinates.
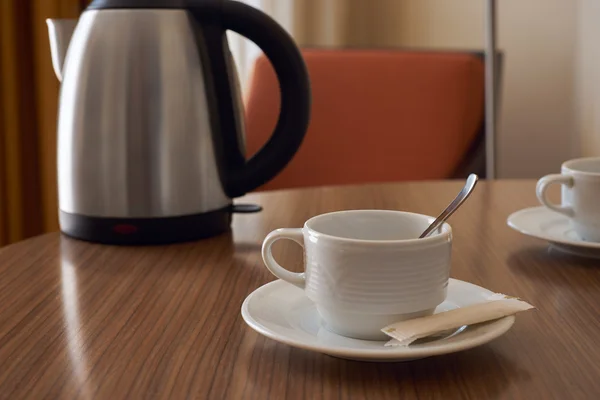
top-left (49, 0), bottom-right (311, 244)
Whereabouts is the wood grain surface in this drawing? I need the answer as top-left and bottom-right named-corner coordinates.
top-left (0, 180), bottom-right (599, 399)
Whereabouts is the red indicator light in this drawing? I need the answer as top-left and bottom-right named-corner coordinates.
top-left (113, 224), bottom-right (138, 234)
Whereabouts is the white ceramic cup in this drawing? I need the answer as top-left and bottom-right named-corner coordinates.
top-left (261, 210), bottom-right (452, 341)
top-left (537, 157), bottom-right (600, 242)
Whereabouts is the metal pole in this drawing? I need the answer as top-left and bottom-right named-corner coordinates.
top-left (484, 0), bottom-right (497, 179)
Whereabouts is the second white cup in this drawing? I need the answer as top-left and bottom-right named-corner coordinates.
top-left (261, 210), bottom-right (452, 341)
top-left (537, 157), bottom-right (600, 242)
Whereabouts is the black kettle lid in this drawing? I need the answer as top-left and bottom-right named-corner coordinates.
top-left (87, 0), bottom-right (187, 9)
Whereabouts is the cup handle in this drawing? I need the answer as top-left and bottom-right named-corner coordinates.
top-left (536, 174), bottom-right (574, 217)
top-left (261, 228), bottom-right (305, 289)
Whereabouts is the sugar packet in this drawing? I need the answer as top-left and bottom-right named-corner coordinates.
top-left (382, 293), bottom-right (534, 347)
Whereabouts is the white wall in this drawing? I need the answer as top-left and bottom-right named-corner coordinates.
top-left (577, 0), bottom-right (600, 156)
top-left (396, 0), bottom-right (579, 178)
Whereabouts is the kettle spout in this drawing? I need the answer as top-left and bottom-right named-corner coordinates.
top-left (46, 19), bottom-right (78, 82)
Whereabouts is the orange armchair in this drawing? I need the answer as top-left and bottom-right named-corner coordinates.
top-left (244, 49), bottom-right (485, 191)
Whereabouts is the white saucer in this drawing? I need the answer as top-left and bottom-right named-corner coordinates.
top-left (507, 206), bottom-right (600, 258)
top-left (241, 278), bottom-right (515, 362)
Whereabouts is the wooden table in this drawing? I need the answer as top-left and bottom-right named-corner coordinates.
top-left (1, 180), bottom-right (599, 399)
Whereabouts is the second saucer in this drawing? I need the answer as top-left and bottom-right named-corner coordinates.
top-left (507, 206), bottom-right (600, 258)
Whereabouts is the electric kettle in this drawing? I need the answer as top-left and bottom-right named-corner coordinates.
top-left (47, 0), bottom-right (310, 244)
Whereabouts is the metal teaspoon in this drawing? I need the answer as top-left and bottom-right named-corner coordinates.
top-left (419, 174), bottom-right (479, 238)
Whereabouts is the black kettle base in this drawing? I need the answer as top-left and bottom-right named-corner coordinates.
top-left (59, 208), bottom-right (232, 245)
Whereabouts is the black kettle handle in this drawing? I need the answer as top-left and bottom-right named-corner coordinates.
top-left (221, 1), bottom-right (310, 197)
top-left (189, 0), bottom-right (311, 198)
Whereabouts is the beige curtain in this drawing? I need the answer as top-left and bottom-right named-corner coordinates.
top-left (0, 0), bottom-right (86, 245)
top-left (229, 0), bottom-right (405, 90)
